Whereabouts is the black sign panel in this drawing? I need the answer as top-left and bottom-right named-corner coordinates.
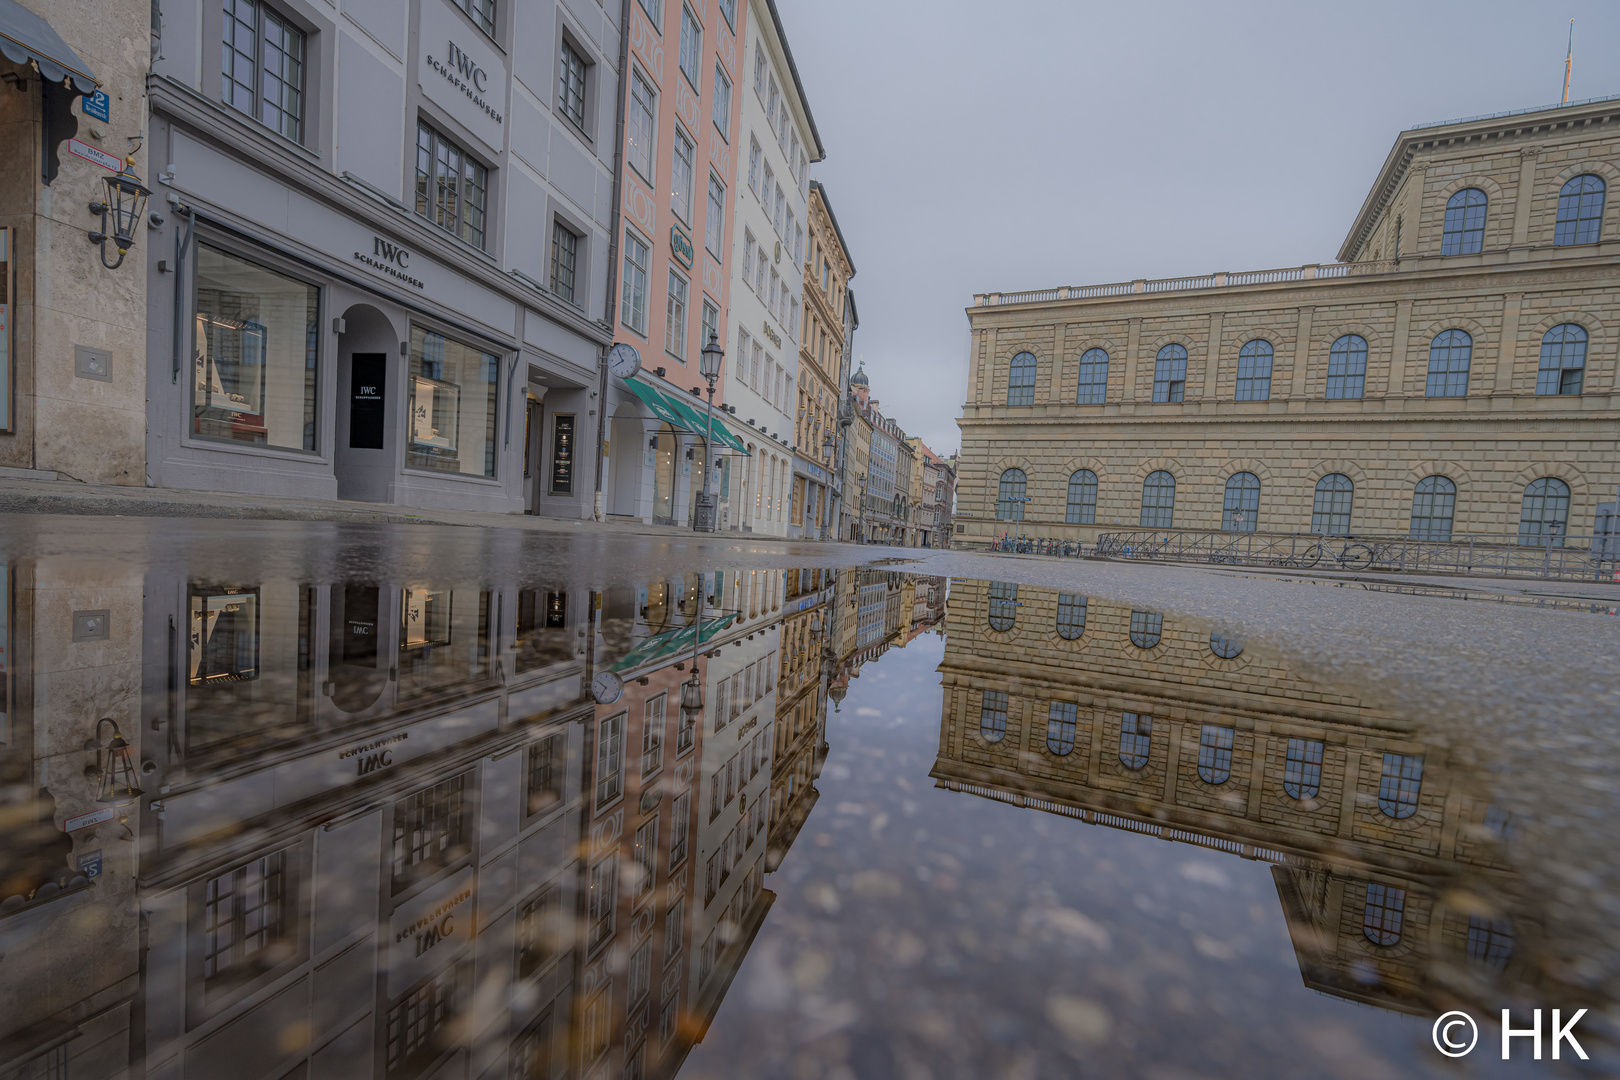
top-left (551, 414), bottom-right (575, 494)
top-left (350, 354), bottom-right (387, 449)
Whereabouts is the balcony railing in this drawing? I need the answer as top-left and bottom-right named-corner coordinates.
top-left (973, 259), bottom-right (1399, 307)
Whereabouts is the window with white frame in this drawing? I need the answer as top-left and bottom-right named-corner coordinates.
top-left (628, 68), bottom-right (656, 181)
top-left (701, 298), bottom-right (718, 353)
top-left (741, 230), bottom-right (755, 285)
top-left (766, 74), bottom-right (779, 131)
top-left (638, 0), bottom-right (663, 24)
top-left (706, 175), bottom-right (726, 256)
top-left (678, 5), bottom-right (701, 88)
top-left (415, 122), bottom-right (489, 249)
top-left (747, 137), bottom-right (761, 195)
top-left (223, 0), bottom-right (306, 142)
top-left (550, 220), bottom-right (579, 305)
top-left (762, 162), bottom-right (775, 212)
top-left (789, 297), bottom-right (799, 341)
top-left (794, 225), bottom-right (804, 264)
top-left (718, 0), bottom-right (735, 30)
top-left (753, 44), bottom-right (765, 96)
top-left (595, 713), bottom-right (624, 806)
top-left (712, 63), bottom-right (732, 139)
top-left (456, 0), bottom-right (495, 35)
top-left (665, 270), bottom-right (689, 359)
top-left (754, 244), bottom-right (766, 293)
top-left (773, 185), bottom-right (785, 233)
top-left (671, 126), bottom-right (695, 223)
top-left (621, 230), bottom-right (649, 335)
top-left (558, 37), bottom-right (588, 131)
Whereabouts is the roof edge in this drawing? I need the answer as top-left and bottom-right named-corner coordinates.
top-left (764, 0), bottom-right (826, 162)
top-left (809, 179), bottom-right (855, 276)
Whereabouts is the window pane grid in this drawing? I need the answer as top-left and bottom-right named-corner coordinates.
top-left (1077, 348), bottom-right (1108, 404)
top-left (1008, 352), bottom-right (1036, 406)
top-left (1555, 174), bottom-right (1605, 245)
top-left (550, 221), bottom-right (579, 304)
top-left (1128, 610), bottom-right (1162, 649)
top-left (1363, 883), bottom-right (1405, 946)
top-left (1426, 330), bottom-right (1472, 398)
top-left (203, 850), bottom-right (286, 981)
top-left (995, 469), bottom-right (1026, 522)
top-left (1119, 712), bottom-right (1151, 770)
top-left (987, 581), bottom-right (1017, 632)
top-left (1326, 335), bottom-right (1367, 399)
top-left (1222, 472), bottom-right (1260, 533)
top-left (1518, 477), bottom-right (1570, 545)
top-left (1139, 471), bottom-right (1175, 528)
top-left (1537, 323), bottom-right (1586, 395)
top-left (558, 40), bottom-right (587, 129)
top-left (1234, 340), bottom-right (1273, 401)
top-left (1152, 345), bottom-right (1186, 402)
top-left (1066, 470), bottom-right (1097, 524)
top-left (1410, 476), bottom-right (1456, 541)
top-left (1311, 474), bottom-right (1353, 535)
top-left (259, 8), bottom-right (304, 141)
top-left (979, 690), bottom-right (1008, 743)
top-left (458, 0), bottom-right (495, 35)
top-left (1467, 915), bottom-right (1513, 970)
top-left (1046, 701), bottom-right (1077, 756)
top-left (1055, 593), bottom-right (1086, 640)
top-left (392, 775), bottom-right (469, 880)
top-left (1283, 738), bottom-right (1323, 799)
top-left (1377, 753), bottom-right (1423, 819)
top-left (1197, 724), bottom-right (1233, 784)
top-left (1440, 188), bottom-right (1486, 255)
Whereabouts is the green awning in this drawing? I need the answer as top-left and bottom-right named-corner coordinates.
top-left (609, 612), bottom-right (740, 673)
top-left (622, 375), bottom-right (751, 456)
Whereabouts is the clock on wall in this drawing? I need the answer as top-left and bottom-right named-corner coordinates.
top-left (592, 669), bottom-right (624, 705)
top-left (607, 343), bottom-right (642, 381)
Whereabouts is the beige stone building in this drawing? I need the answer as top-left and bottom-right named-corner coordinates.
top-left (930, 579), bottom-right (1559, 1014)
top-left (794, 182), bottom-right (855, 539)
top-left (957, 97), bottom-right (1620, 548)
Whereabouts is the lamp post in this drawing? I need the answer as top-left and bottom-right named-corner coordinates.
top-left (820, 433), bottom-right (835, 540)
top-left (693, 331), bottom-right (724, 532)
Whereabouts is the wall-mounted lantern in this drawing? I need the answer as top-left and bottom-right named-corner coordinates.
top-left (87, 160), bottom-right (150, 270)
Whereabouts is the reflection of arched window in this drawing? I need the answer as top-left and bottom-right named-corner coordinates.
top-left (987, 581), bottom-right (1018, 632)
top-left (1441, 188), bottom-right (1487, 255)
top-left (1222, 473), bottom-right (1260, 533)
top-left (1128, 610), bottom-right (1162, 649)
top-left (1326, 335), bottom-right (1367, 399)
top-left (996, 469), bottom-right (1026, 521)
top-left (1555, 174), bottom-right (1605, 246)
top-left (1197, 725), bottom-right (1234, 784)
top-left (980, 690), bottom-right (1008, 743)
top-left (1056, 593), bottom-right (1086, 640)
top-left (1426, 330), bottom-right (1472, 397)
top-left (1235, 340), bottom-right (1273, 401)
top-left (1139, 471), bottom-right (1175, 528)
top-left (1047, 702), bottom-right (1077, 756)
top-left (1152, 345), bottom-right (1187, 402)
top-left (1466, 916), bottom-right (1513, 971)
top-left (1537, 324), bottom-right (1587, 395)
top-left (1209, 633), bottom-right (1242, 659)
top-left (1008, 352), bottom-right (1037, 406)
top-left (1378, 753), bottom-right (1423, 819)
top-left (1077, 348), bottom-right (1109, 404)
top-left (1410, 476), bottom-right (1456, 540)
top-left (1118, 712), bottom-right (1152, 769)
top-left (1311, 474), bottom-right (1354, 535)
top-left (1283, 738), bottom-right (1323, 799)
top-left (1363, 883), bottom-right (1405, 946)
top-left (1066, 470), bottom-right (1097, 524)
top-left (1518, 477), bottom-right (1570, 546)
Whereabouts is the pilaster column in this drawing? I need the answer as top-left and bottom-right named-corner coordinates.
top-left (1049, 323), bottom-right (1066, 404)
top-left (1121, 318), bottom-right (1143, 403)
top-left (1511, 147), bottom-right (1541, 247)
top-left (1496, 293), bottom-right (1523, 395)
top-left (1199, 311), bottom-right (1225, 400)
top-left (1289, 308), bottom-right (1314, 399)
top-left (1386, 300), bottom-right (1413, 397)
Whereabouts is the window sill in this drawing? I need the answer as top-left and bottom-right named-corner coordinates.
top-left (180, 434), bottom-right (329, 465)
top-left (401, 466), bottom-right (504, 486)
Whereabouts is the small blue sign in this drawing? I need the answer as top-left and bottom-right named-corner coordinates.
top-left (77, 850), bottom-right (103, 879)
top-left (81, 90), bottom-right (110, 123)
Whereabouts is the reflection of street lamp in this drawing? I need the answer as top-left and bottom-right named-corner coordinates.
top-left (693, 332), bottom-right (724, 532)
top-left (85, 718), bottom-right (143, 808)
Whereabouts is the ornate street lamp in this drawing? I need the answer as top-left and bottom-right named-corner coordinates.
top-left (84, 718), bottom-right (143, 807)
top-left (693, 331), bottom-right (724, 532)
top-left (87, 160), bottom-right (151, 270)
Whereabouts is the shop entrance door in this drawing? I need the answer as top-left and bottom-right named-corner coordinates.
top-left (334, 304), bottom-right (398, 502)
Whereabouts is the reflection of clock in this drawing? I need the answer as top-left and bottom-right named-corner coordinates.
top-left (607, 343), bottom-right (642, 380)
top-left (592, 670), bottom-right (624, 705)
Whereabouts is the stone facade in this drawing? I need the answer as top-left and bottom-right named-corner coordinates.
top-left (957, 98), bottom-right (1620, 548)
top-left (930, 579), bottom-right (1548, 1014)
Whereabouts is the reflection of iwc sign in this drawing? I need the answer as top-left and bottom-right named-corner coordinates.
top-left (670, 226), bottom-right (695, 270)
top-left (593, 670), bottom-right (624, 704)
top-left (1432, 1012), bottom-right (1477, 1057)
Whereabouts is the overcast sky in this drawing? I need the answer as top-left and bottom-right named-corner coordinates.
top-left (776, 0), bottom-right (1620, 456)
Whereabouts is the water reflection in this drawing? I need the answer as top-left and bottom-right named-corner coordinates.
top-left (930, 578), bottom-right (1569, 1023)
top-left (0, 549), bottom-right (932, 1080)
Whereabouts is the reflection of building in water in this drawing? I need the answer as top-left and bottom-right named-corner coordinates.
top-left (768, 572), bottom-right (837, 870)
top-left (930, 579), bottom-right (1537, 1015)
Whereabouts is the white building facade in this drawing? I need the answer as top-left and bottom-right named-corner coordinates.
top-left (720, 0), bottom-right (823, 536)
top-left (145, 0), bottom-right (619, 517)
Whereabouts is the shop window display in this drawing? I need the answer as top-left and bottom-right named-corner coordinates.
top-left (408, 327), bottom-right (500, 477)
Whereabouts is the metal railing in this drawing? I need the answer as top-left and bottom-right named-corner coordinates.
top-left (973, 259), bottom-right (1400, 307)
top-left (1091, 528), bottom-right (1620, 582)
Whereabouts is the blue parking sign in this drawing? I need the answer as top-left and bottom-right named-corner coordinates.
top-left (82, 90), bottom-right (110, 122)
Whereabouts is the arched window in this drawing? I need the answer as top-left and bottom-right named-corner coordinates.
top-left (1008, 351), bottom-right (1037, 406)
top-left (1555, 174), bottom-right (1605, 246)
top-left (1326, 334), bottom-right (1367, 400)
top-left (1118, 712), bottom-right (1152, 770)
top-left (979, 690), bottom-right (1008, 743)
top-left (1363, 883), bottom-right (1406, 946)
top-left (1197, 725), bottom-right (1234, 784)
top-left (1235, 339), bottom-right (1273, 401)
top-left (1378, 753), bottom-right (1423, 819)
top-left (1077, 348), bottom-right (1109, 404)
top-left (1139, 470), bottom-right (1175, 528)
top-left (1426, 330), bottom-right (1472, 397)
top-left (1222, 472), bottom-right (1260, 533)
top-left (1056, 593), bottom-right (1087, 640)
top-left (1152, 344), bottom-right (1187, 403)
top-left (1311, 474), bottom-right (1354, 535)
top-left (1440, 188), bottom-right (1487, 255)
top-left (995, 468), bottom-right (1026, 521)
top-left (1128, 610), bottom-right (1162, 649)
top-left (1409, 476), bottom-right (1456, 541)
top-left (1209, 633), bottom-right (1242, 659)
top-left (1518, 477), bottom-right (1570, 546)
top-left (1047, 702), bottom-right (1077, 756)
top-left (1065, 470), bottom-right (1097, 524)
top-left (1466, 916), bottom-right (1513, 971)
top-left (1283, 738), bottom-right (1323, 799)
top-left (987, 581), bottom-right (1018, 631)
top-left (1537, 323), bottom-right (1587, 395)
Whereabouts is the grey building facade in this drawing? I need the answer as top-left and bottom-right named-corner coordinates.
top-left (145, 0), bottom-right (620, 516)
